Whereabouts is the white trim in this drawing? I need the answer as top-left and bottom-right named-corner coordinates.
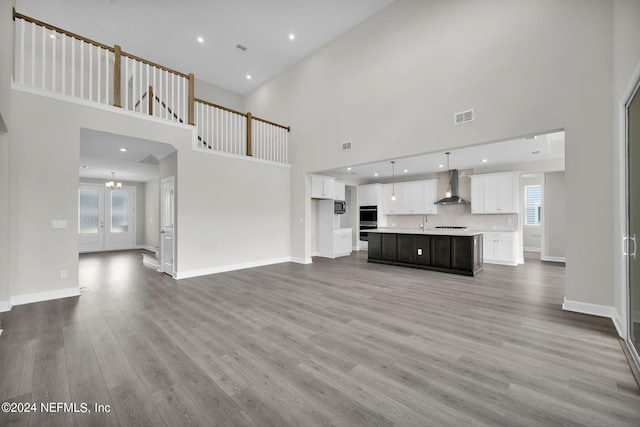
top-left (541, 255), bottom-right (566, 263)
top-left (175, 257), bottom-right (294, 279)
top-left (142, 253), bottom-right (160, 269)
top-left (291, 257), bottom-right (313, 264)
top-left (137, 244), bottom-right (158, 253)
top-left (562, 298), bottom-right (621, 334)
top-left (191, 144), bottom-right (291, 168)
top-left (0, 300), bottom-right (10, 313)
top-left (12, 83), bottom-right (193, 132)
top-left (10, 286), bottom-right (81, 308)
top-left (483, 259), bottom-right (519, 266)
top-left (523, 247), bottom-right (541, 252)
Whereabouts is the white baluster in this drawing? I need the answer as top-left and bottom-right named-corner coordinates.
top-left (41, 25), bottom-right (46, 89)
top-left (80, 40), bottom-right (84, 99)
top-left (19, 19), bottom-right (25, 84)
top-left (105, 49), bottom-right (109, 104)
top-left (30, 22), bottom-right (35, 86)
top-left (88, 44), bottom-right (93, 101)
top-left (51, 30), bottom-right (56, 92)
top-left (97, 47), bottom-right (101, 102)
top-left (61, 34), bottom-right (66, 95)
top-left (71, 36), bottom-right (75, 97)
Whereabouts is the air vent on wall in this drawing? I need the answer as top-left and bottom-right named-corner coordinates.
top-left (342, 141), bottom-right (353, 151)
top-left (454, 109), bottom-right (474, 125)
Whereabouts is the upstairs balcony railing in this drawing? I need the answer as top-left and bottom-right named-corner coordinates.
top-left (12, 9), bottom-right (290, 165)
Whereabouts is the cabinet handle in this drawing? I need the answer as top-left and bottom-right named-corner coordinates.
top-left (624, 234), bottom-right (637, 260)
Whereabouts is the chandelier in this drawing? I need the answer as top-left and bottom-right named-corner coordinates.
top-left (105, 171), bottom-right (122, 190)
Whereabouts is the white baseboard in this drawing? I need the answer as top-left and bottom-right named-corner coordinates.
top-left (484, 259), bottom-right (519, 266)
top-left (0, 300), bottom-right (10, 313)
top-left (291, 257), bottom-right (313, 264)
top-left (10, 286), bottom-right (81, 309)
top-left (137, 245), bottom-right (159, 254)
top-left (562, 298), bottom-right (623, 337)
top-left (175, 257), bottom-right (293, 279)
top-left (142, 254), bottom-right (160, 268)
top-left (524, 247), bottom-right (541, 252)
top-left (541, 255), bottom-right (566, 263)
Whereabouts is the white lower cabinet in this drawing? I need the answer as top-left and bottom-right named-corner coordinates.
top-left (333, 228), bottom-right (353, 257)
top-left (482, 231), bottom-right (519, 265)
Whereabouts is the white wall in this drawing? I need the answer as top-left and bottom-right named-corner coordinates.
top-left (144, 177), bottom-right (160, 249)
top-left (543, 172), bottom-right (565, 260)
top-left (8, 87), bottom-right (291, 303)
top-left (194, 78), bottom-right (244, 112)
top-left (245, 0), bottom-right (620, 312)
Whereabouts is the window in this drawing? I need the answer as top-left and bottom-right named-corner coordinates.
top-left (524, 185), bottom-right (541, 225)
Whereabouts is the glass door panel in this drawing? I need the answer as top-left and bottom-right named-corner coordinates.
top-left (78, 184), bottom-right (104, 253)
top-left (110, 191), bottom-right (129, 233)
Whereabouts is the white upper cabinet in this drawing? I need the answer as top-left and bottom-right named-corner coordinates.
top-left (334, 181), bottom-right (346, 201)
top-left (470, 172), bottom-right (519, 214)
top-left (311, 174), bottom-right (336, 199)
top-left (382, 183), bottom-right (403, 214)
top-left (358, 184), bottom-right (381, 206)
top-left (381, 179), bottom-right (438, 215)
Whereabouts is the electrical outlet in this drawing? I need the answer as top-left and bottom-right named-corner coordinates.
top-left (60, 270), bottom-right (68, 279)
top-left (417, 248), bottom-right (423, 256)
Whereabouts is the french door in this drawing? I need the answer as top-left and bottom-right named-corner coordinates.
top-left (79, 183), bottom-right (136, 253)
top-left (626, 77), bottom-right (640, 363)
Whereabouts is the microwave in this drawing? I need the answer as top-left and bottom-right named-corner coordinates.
top-left (334, 201), bottom-right (346, 214)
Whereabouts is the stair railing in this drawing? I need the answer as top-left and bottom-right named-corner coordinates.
top-left (12, 9), bottom-right (289, 164)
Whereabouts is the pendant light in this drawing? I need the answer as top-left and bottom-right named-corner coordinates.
top-left (105, 171), bottom-right (122, 190)
top-left (390, 161), bottom-right (397, 201)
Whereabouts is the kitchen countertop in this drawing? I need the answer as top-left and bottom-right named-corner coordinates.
top-left (370, 228), bottom-right (483, 236)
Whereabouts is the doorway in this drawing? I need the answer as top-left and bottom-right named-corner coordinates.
top-left (78, 183), bottom-right (136, 253)
top-left (626, 76), bottom-right (640, 365)
top-left (159, 176), bottom-right (175, 276)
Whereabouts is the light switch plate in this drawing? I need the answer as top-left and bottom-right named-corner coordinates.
top-left (52, 220), bottom-right (68, 229)
top-left (417, 248), bottom-right (423, 256)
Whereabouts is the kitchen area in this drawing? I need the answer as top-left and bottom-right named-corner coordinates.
top-left (309, 132), bottom-right (566, 275)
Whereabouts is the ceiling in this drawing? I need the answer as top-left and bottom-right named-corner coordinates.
top-left (16, 0), bottom-right (395, 95)
top-left (319, 131), bottom-right (565, 182)
top-left (79, 129), bottom-right (176, 183)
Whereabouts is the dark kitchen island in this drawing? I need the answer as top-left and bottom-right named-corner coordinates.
top-left (367, 229), bottom-right (483, 276)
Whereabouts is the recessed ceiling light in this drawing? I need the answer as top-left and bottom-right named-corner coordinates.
top-left (289, 33), bottom-right (295, 41)
top-left (347, 167), bottom-right (352, 171)
top-left (197, 36), bottom-right (204, 43)
top-left (80, 165), bottom-right (89, 169)
top-left (119, 148), bottom-right (127, 152)
top-left (403, 169), bottom-right (408, 173)
top-left (246, 75), bottom-right (252, 80)
top-left (374, 173), bottom-right (379, 177)
top-left (438, 164), bottom-right (444, 168)
top-left (482, 158), bottom-right (488, 163)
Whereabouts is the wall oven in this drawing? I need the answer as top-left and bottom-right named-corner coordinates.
top-left (359, 205), bottom-right (378, 241)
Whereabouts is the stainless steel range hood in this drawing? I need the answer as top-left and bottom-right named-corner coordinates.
top-left (434, 152), bottom-right (470, 205)
top-left (434, 169), bottom-right (470, 205)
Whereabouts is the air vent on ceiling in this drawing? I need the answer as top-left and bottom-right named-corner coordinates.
top-left (523, 135), bottom-right (538, 142)
top-left (454, 109), bottom-right (474, 125)
top-left (342, 141), bottom-right (353, 151)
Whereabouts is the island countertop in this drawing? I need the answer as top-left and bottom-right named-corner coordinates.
top-left (370, 228), bottom-right (483, 237)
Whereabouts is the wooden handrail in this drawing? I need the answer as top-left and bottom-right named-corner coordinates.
top-left (252, 116), bottom-right (291, 132)
top-left (194, 98), bottom-right (246, 117)
top-left (13, 8), bottom-right (290, 155)
top-left (120, 51), bottom-right (189, 79)
top-left (194, 98), bottom-right (290, 131)
top-left (13, 9), bottom-right (114, 51)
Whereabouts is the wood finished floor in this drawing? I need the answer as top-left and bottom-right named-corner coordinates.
top-left (1, 250), bottom-right (639, 426)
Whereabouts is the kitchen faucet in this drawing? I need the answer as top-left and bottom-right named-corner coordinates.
top-left (419, 215), bottom-right (428, 230)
